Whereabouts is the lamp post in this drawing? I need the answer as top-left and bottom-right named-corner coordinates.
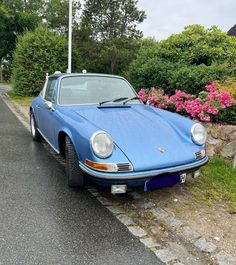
top-left (67, 0), bottom-right (72, 73)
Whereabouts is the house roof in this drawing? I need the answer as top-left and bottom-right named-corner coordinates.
top-left (227, 24), bottom-right (236, 36)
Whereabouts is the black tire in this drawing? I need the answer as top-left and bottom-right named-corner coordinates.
top-left (30, 112), bottom-right (43, 142)
top-left (65, 136), bottom-right (85, 187)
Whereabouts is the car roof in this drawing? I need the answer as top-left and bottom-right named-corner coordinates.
top-left (48, 72), bottom-right (125, 80)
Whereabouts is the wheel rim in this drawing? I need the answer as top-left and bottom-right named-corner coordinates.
top-left (30, 114), bottom-right (36, 137)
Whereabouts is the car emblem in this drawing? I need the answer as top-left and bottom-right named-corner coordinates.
top-left (158, 147), bottom-right (165, 153)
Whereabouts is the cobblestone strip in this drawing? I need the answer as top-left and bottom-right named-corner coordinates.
top-left (139, 201), bottom-right (236, 265)
top-left (89, 190), bottom-right (206, 265)
top-left (3, 94), bottom-right (236, 265)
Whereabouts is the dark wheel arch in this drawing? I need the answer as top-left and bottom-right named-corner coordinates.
top-left (65, 135), bottom-right (86, 187)
top-left (58, 131), bottom-right (67, 157)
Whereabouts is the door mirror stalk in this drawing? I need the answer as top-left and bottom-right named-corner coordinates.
top-left (44, 101), bottom-right (55, 111)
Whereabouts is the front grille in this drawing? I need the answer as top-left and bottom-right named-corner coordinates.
top-left (117, 163), bottom-right (133, 172)
top-left (195, 151), bottom-right (203, 160)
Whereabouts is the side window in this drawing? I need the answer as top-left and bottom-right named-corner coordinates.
top-left (45, 79), bottom-right (57, 102)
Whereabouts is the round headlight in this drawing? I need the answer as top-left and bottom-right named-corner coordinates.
top-left (191, 123), bottom-right (207, 145)
top-left (91, 131), bottom-right (113, 158)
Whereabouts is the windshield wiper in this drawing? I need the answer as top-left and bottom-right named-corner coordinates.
top-left (99, 97), bottom-right (128, 106)
top-left (123, 96), bottom-right (140, 104)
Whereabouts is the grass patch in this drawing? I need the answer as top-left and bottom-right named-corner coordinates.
top-left (188, 157), bottom-right (236, 213)
top-left (143, 157), bottom-right (236, 214)
top-left (0, 82), bottom-right (11, 86)
top-left (7, 90), bottom-right (34, 107)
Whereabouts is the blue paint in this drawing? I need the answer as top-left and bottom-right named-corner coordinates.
top-left (31, 73), bottom-right (208, 190)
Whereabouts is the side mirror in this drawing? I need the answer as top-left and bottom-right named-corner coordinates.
top-left (44, 101), bottom-right (55, 111)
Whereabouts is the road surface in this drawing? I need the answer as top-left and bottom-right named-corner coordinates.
top-left (0, 96), bottom-right (162, 265)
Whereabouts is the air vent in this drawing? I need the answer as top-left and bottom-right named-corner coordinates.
top-left (195, 151), bottom-right (204, 160)
top-left (117, 163), bottom-right (133, 172)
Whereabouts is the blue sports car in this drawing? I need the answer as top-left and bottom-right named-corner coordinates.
top-left (30, 72), bottom-right (208, 193)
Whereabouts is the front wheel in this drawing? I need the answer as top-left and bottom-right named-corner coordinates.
top-left (65, 136), bottom-right (86, 187)
top-left (30, 112), bottom-right (42, 142)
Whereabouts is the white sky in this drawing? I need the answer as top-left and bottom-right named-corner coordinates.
top-left (137, 0), bottom-right (236, 40)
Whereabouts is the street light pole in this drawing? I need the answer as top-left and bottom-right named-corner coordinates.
top-left (67, 0), bottom-right (72, 73)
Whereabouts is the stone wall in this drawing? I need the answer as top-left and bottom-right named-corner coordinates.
top-left (205, 124), bottom-right (236, 165)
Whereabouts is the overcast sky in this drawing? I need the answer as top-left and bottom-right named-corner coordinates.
top-left (137, 0), bottom-right (236, 40)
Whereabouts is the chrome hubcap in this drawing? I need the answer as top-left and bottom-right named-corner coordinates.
top-left (31, 115), bottom-right (36, 136)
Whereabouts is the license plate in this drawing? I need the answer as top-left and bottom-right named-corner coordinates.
top-left (144, 173), bottom-right (182, 191)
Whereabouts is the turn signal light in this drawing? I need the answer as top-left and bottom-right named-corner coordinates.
top-left (84, 159), bottom-right (118, 172)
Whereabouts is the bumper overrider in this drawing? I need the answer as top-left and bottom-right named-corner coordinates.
top-left (79, 156), bottom-right (208, 180)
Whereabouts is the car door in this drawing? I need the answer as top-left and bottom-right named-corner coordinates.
top-left (38, 78), bottom-right (58, 147)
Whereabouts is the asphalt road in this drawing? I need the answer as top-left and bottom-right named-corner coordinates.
top-left (0, 96), bottom-right (162, 265)
top-left (0, 85), bottom-right (11, 92)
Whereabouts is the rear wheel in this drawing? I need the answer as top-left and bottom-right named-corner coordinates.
top-left (30, 112), bottom-right (42, 142)
top-left (65, 136), bottom-right (85, 187)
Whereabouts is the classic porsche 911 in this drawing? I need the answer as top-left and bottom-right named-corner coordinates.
top-left (30, 72), bottom-right (208, 193)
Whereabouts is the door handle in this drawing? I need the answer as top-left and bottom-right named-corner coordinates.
top-left (36, 105), bottom-right (40, 109)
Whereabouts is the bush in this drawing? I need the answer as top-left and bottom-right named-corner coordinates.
top-left (215, 78), bottom-right (236, 99)
top-left (126, 25), bottom-right (236, 94)
top-left (138, 83), bottom-right (235, 123)
top-left (217, 105), bottom-right (236, 124)
top-left (168, 63), bottom-right (234, 95)
top-left (12, 26), bottom-right (68, 96)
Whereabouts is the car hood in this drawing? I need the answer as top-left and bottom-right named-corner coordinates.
top-left (74, 105), bottom-right (197, 171)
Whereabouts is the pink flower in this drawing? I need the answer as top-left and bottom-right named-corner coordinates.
top-left (219, 92), bottom-right (233, 108)
top-left (138, 83), bottom-right (235, 123)
top-left (138, 88), bottom-right (147, 103)
top-left (205, 84), bottom-right (216, 92)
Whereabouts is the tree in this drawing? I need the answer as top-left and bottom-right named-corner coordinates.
top-left (0, 0), bottom-right (80, 67)
top-left (125, 25), bottom-right (236, 93)
top-left (75, 0), bottom-right (146, 74)
top-left (80, 0), bottom-right (146, 41)
top-left (0, 0), bottom-right (44, 13)
top-left (43, 0), bottom-right (80, 34)
top-left (0, 2), bottom-right (41, 63)
top-left (12, 26), bottom-right (68, 96)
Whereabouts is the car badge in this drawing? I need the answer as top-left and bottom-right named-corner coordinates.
top-left (158, 147), bottom-right (165, 153)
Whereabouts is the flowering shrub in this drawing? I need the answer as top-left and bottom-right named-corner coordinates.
top-left (138, 83), bottom-right (235, 123)
top-left (214, 79), bottom-right (236, 99)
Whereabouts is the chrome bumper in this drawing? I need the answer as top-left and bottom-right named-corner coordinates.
top-left (79, 157), bottom-right (208, 180)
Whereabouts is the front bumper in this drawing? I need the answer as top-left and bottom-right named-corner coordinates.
top-left (79, 156), bottom-right (208, 180)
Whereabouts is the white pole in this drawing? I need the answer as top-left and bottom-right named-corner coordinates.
top-left (67, 0), bottom-right (72, 73)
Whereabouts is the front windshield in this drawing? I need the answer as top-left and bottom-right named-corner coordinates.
top-left (59, 76), bottom-right (141, 105)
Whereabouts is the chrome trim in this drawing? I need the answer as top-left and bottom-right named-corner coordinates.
top-left (195, 151), bottom-right (204, 160)
top-left (37, 128), bottom-right (60, 154)
top-left (90, 131), bottom-right (113, 159)
top-left (56, 74), bottom-right (142, 106)
top-left (191, 123), bottom-right (207, 145)
top-left (42, 79), bottom-right (49, 99)
top-left (117, 162), bottom-right (133, 172)
top-left (79, 157), bottom-right (209, 180)
top-left (85, 159), bottom-right (133, 173)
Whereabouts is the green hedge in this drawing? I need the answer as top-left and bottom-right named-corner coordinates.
top-left (12, 26), bottom-right (68, 96)
top-left (125, 25), bottom-right (236, 95)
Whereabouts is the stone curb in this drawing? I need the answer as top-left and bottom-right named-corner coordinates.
top-left (89, 189), bottom-right (206, 265)
top-left (142, 203), bottom-right (236, 265)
